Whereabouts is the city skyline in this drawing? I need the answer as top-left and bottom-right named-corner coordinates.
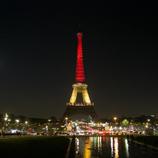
top-left (0, 1), bottom-right (158, 118)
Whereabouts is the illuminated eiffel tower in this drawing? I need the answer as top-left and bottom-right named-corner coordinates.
top-left (63, 32), bottom-right (97, 120)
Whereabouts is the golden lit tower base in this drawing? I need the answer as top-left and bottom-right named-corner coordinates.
top-left (63, 83), bottom-right (97, 120)
top-left (69, 83), bottom-right (92, 106)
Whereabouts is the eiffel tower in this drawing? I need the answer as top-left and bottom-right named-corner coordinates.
top-left (63, 32), bottom-right (97, 120)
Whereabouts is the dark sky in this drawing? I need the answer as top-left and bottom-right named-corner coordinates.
top-left (0, 1), bottom-right (158, 118)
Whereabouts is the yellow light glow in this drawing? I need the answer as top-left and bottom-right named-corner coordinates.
top-left (15, 119), bottom-right (20, 123)
top-left (145, 124), bottom-right (148, 128)
top-left (69, 83), bottom-right (91, 105)
top-left (84, 138), bottom-right (92, 158)
top-left (114, 137), bottom-right (119, 158)
top-left (147, 119), bottom-right (150, 122)
top-left (5, 113), bottom-right (8, 118)
top-left (113, 117), bottom-right (117, 121)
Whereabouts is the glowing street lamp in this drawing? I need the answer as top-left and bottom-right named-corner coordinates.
top-left (113, 117), bottom-right (117, 121)
top-left (4, 113), bottom-right (9, 121)
top-left (65, 117), bottom-right (68, 124)
top-left (113, 117), bottom-right (118, 127)
top-left (45, 125), bottom-right (48, 131)
top-left (147, 119), bottom-right (150, 122)
top-left (25, 121), bottom-right (28, 125)
top-left (4, 117), bottom-right (8, 121)
top-left (5, 113), bottom-right (8, 118)
top-left (145, 124), bottom-right (149, 128)
top-left (3, 113), bottom-right (10, 129)
top-left (15, 119), bottom-right (20, 123)
top-left (48, 119), bottom-right (51, 122)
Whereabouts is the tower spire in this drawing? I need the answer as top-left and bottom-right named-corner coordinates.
top-left (75, 32), bottom-right (85, 83)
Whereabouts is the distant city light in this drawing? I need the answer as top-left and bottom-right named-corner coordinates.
top-left (15, 119), bottom-right (20, 123)
top-left (147, 119), bottom-right (151, 122)
top-left (4, 113), bottom-right (9, 121)
top-left (113, 117), bottom-right (117, 121)
top-left (145, 124), bottom-right (148, 128)
top-left (48, 119), bottom-right (51, 122)
top-left (5, 113), bottom-right (9, 118)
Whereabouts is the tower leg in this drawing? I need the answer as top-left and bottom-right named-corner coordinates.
top-left (69, 87), bottom-right (77, 105)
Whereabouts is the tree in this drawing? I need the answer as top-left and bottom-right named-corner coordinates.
top-left (121, 119), bottom-right (129, 127)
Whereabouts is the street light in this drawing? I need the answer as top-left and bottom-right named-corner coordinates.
top-left (147, 119), bottom-right (150, 122)
top-left (5, 113), bottom-right (8, 118)
top-left (113, 117), bottom-right (117, 121)
top-left (4, 117), bottom-right (8, 121)
top-left (4, 113), bottom-right (9, 121)
top-left (15, 119), bottom-right (20, 123)
top-left (48, 119), bottom-right (51, 123)
top-left (113, 117), bottom-right (118, 128)
top-left (145, 124), bottom-right (149, 128)
top-left (3, 113), bottom-right (10, 129)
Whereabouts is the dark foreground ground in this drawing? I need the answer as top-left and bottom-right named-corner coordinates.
top-left (1, 135), bottom-right (158, 158)
top-left (129, 136), bottom-right (158, 147)
top-left (0, 136), bottom-right (70, 158)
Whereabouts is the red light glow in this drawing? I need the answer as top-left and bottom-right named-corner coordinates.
top-left (75, 32), bottom-right (85, 83)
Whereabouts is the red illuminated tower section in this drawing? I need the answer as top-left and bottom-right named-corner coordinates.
top-left (75, 32), bottom-right (85, 83)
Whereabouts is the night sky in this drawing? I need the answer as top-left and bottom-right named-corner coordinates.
top-left (0, 1), bottom-right (158, 118)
